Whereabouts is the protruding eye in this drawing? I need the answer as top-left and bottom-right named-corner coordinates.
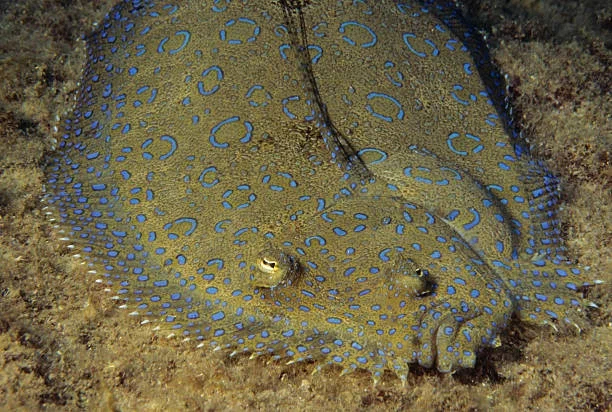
top-left (259, 257), bottom-right (279, 273)
top-left (253, 248), bottom-right (298, 288)
top-left (385, 256), bottom-right (433, 297)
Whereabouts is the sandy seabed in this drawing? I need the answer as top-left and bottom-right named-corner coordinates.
top-left (0, 0), bottom-right (610, 410)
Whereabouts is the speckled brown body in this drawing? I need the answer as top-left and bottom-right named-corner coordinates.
top-left (43, 0), bottom-right (595, 381)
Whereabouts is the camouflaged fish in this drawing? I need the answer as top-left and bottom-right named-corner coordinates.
top-left (43, 0), bottom-right (597, 382)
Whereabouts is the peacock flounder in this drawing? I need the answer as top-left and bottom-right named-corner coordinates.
top-left (44, 0), bottom-right (597, 382)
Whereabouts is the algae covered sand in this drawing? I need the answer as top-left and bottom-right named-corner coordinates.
top-left (0, 0), bottom-right (610, 410)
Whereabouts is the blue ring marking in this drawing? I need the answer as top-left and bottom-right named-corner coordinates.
top-left (207, 258), bottom-right (224, 270)
top-left (447, 132), bottom-right (466, 155)
top-left (212, 0), bottom-right (229, 12)
top-left (316, 198), bottom-right (325, 212)
top-left (446, 132), bottom-right (484, 156)
top-left (463, 208), bottom-right (481, 230)
top-left (487, 184), bottom-right (503, 193)
top-left (209, 116), bottom-right (253, 148)
top-left (240, 122), bottom-right (253, 143)
top-left (305, 235), bottom-right (326, 247)
top-left (157, 37), bottom-right (169, 53)
top-left (162, 4), bottom-right (179, 15)
top-left (245, 84), bottom-right (271, 107)
top-left (214, 219), bottom-right (230, 233)
top-left (424, 39), bottom-right (439, 56)
top-left (312, 22), bottom-right (326, 37)
top-left (365, 92), bottom-right (404, 122)
top-left (158, 135), bottom-right (177, 160)
top-left (147, 88), bottom-right (158, 104)
top-left (157, 30), bottom-right (191, 54)
top-left (339, 21), bottom-right (377, 48)
top-left (281, 95), bottom-right (299, 119)
top-left (246, 84), bottom-right (263, 97)
top-left (134, 43), bottom-right (146, 57)
top-left (308, 45), bottom-right (323, 64)
top-left (199, 166), bottom-right (219, 188)
top-left (169, 30), bottom-right (190, 54)
top-left (198, 65), bottom-right (223, 96)
top-left (467, 134), bottom-right (484, 153)
top-left (379, 248), bottom-right (391, 262)
top-left (220, 17), bottom-right (260, 44)
top-left (141, 139), bottom-right (154, 160)
top-left (274, 24), bottom-right (288, 37)
top-left (278, 44), bottom-right (290, 60)
top-left (403, 33), bottom-right (425, 57)
top-left (451, 85), bottom-right (470, 106)
top-left (415, 176), bottom-right (432, 184)
top-left (357, 147), bottom-right (388, 164)
top-left (384, 61), bottom-right (405, 87)
top-left (172, 217), bottom-right (198, 236)
top-left (440, 167), bottom-right (462, 182)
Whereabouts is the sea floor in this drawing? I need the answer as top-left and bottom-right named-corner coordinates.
top-left (0, 0), bottom-right (610, 410)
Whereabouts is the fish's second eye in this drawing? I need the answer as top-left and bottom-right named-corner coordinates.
top-left (253, 248), bottom-right (298, 289)
top-left (260, 257), bottom-right (278, 272)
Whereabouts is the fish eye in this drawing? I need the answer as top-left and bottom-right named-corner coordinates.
top-left (386, 257), bottom-right (434, 297)
top-left (259, 257), bottom-right (279, 273)
top-left (253, 248), bottom-right (298, 288)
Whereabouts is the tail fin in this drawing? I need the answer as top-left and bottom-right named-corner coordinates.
top-left (506, 256), bottom-right (599, 333)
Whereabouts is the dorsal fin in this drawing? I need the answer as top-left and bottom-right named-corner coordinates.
top-left (424, 0), bottom-right (529, 157)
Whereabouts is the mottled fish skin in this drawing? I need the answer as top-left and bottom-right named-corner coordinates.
top-left (44, 0), bottom-right (596, 381)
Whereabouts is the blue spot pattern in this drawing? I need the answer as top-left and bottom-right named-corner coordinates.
top-left (44, 0), bottom-right (596, 382)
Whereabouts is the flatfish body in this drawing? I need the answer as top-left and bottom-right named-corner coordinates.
top-left (44, 0), bottom-right (594, 381)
